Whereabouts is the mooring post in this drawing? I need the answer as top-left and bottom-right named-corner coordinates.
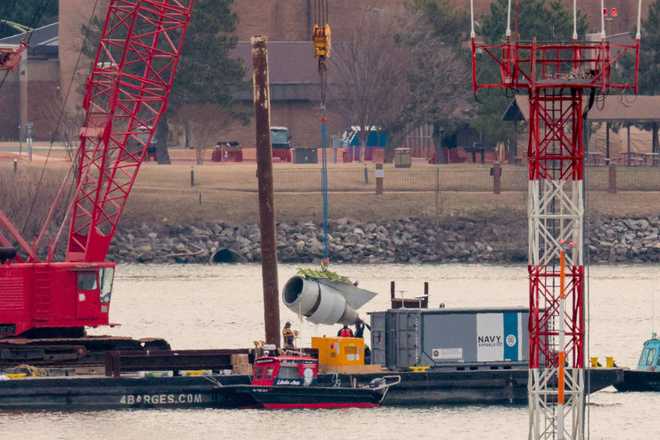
top-left (26, 122), bottom-right (33, 163)
top-left (13, 158), bottom-right (17, 174)
top-left (190, 168), bottom-right (195, 187)
top-left (363, 164), bottom-right (368, 184)
top-left (375, 163), bottom-right (384, 195)
top-left (491, 161), bottom-right (502, 194)
top-left (434, 166), bottom-right (440, 220)
top-left (390, 281), bottom-right (395, 300)
top-left (252, 35), bottom-right (280, 347)
top-left (608, 162), bottom-right (617, 194)
top-left (605, 122), bottom-right (611, 162)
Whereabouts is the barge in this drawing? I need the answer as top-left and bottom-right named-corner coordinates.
top-left (0, 366), bottom-right (621, 410)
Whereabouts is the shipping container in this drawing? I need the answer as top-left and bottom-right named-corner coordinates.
top-left (369, 307), bottom-right (530, 370)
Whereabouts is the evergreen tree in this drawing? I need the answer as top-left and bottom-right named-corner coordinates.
top-left (0, 0), bottom-right (57, 38)
top-left (154, 0), bottom-right (247, 163)
top-left (480, 0), bottom-right (587, 43)
top-left (402, 0), bottom-right (473, 162)
top-left (639, 0), bottom-right (659, 95)
top-left (637, 0), bottom-right (660, 153)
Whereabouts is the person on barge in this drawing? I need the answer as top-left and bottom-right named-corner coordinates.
top-left (337, 324), bottom-right (354, 337)
top-left (282, 322), bottom-right (297, 349)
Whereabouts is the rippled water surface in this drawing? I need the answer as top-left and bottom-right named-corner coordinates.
top-left (1, 264), bottom-right (659, 440)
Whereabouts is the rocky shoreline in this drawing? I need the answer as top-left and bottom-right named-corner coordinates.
top-left (109, 215), bottom-right (660, 265)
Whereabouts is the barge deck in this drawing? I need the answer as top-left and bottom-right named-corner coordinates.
top-left (0, 368), bottom-right (622, 410)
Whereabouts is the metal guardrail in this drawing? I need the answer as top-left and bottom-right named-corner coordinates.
top-left (104, 348), bottom-right (321, 377)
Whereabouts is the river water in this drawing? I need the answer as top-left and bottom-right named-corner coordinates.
top-left (1, 264), bottom-right (659, 439)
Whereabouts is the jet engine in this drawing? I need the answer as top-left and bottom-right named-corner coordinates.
top-left (282, 276), bottom-right (377, 325)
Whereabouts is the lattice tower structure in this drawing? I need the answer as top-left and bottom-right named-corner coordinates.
top-left (470, 11), bottom-right (640, 440)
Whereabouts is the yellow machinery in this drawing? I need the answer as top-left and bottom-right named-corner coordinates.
top-left (312, 337), bottom-right (364, 367)
top-left (312, 23), bottom-right (331, 59)
top-left (312, 0), bottom-right (331, 60)
top-left (589, 356), bottom-right (617, 368)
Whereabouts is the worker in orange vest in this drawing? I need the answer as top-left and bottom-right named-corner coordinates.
top-left (337, 324), bottom-right (354, 338)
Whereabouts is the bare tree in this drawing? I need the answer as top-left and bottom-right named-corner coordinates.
top-left (329, 11), bottom-right (412, 161)
top-left (400, 11), bottom-right (470, 119)
top-left (174, 103), bottom-right (234, 164)
top-left (329, 6), bottom-right (471, 161)
top-left (397, 5), bottom-right (473, 162)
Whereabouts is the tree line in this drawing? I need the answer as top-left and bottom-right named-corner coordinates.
top-left (330, 0), bottom-right (659, 161)
top-left (1, 0), bottom-right (658, 160)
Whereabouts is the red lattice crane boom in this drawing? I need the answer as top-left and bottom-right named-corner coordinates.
top-left (0, 0), bottom-right (194, 338)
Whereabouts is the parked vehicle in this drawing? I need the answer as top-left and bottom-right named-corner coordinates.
top-left (270, 126), bottom-right (292, 162)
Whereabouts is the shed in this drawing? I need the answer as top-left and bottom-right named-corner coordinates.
top-left (503, 95), bottom-right (660, 163)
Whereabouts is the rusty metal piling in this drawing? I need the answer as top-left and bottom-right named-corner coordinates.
top-left (252, 36), bottom-right (280, 347)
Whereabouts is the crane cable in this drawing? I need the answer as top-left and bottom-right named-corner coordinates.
top-left (313, 0), bottom-right (331, 264)
top-left (20, 0), bottom-right (101, 238)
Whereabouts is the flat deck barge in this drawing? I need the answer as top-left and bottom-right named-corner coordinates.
top-left (0, 368), bottom-right (622, 410)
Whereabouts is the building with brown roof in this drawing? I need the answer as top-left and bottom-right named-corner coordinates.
top-left (0, 22), bottom-right (60, 141)
top-left (504, 95), bottom-right (660, 162)
top-left (0, 0), bottom-right (653, 149)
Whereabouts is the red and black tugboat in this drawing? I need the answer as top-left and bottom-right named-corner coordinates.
top-left (230, 354), bottom-right (398, 409)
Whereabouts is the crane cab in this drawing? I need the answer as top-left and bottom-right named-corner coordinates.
top-left (637, 337), bottom-right (660, 372)
top-left (0, 262), bottom-right (115, 337)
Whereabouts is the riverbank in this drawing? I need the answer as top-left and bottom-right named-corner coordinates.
top-left (109, 215), bottom-right (660, 264)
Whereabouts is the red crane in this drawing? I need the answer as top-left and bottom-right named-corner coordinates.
top-left (0, 0), bottom-right (194, 341)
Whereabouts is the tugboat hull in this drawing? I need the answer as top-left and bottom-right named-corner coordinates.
top-left (614, 370), bottom-right (660, 392)
top-left (233, 385), bottom-right (384, 409)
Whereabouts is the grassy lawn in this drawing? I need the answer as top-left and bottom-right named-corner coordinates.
top-left (2, 159), bottom-right (659, 227)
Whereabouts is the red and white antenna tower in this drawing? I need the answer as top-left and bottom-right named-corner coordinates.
top-left (470, 0), bottom-right (642, 438)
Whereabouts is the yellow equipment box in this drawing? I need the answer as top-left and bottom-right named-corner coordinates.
top-left (312, 336), bottom-right (365, 367)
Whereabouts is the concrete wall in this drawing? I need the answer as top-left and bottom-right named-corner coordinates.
top-left (26, 60), bottom-right (62, 141)
top-left (0, 70), bottom-right (19, 140)
top-left (0, 59), bottom-right (60, 141)
top-left (58, 0), bottom-right (107, 114)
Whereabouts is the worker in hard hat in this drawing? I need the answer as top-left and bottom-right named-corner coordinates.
top-left (337, 324), bottom-right (354, 338)
top-left (354, 319), bottom-right (366, 339)
top-left (282, 322), bottom-right (297, 349)
top-left (353, 319), bottom-right (372, 364)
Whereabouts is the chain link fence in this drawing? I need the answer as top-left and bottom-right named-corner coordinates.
top-left (268, 164), bottom-right (660, 193)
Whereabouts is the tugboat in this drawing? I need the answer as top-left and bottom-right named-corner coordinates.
top-left (228, 354), bottom-right (399, 409)
top-left (614, 333), bottom-right (660, 392)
